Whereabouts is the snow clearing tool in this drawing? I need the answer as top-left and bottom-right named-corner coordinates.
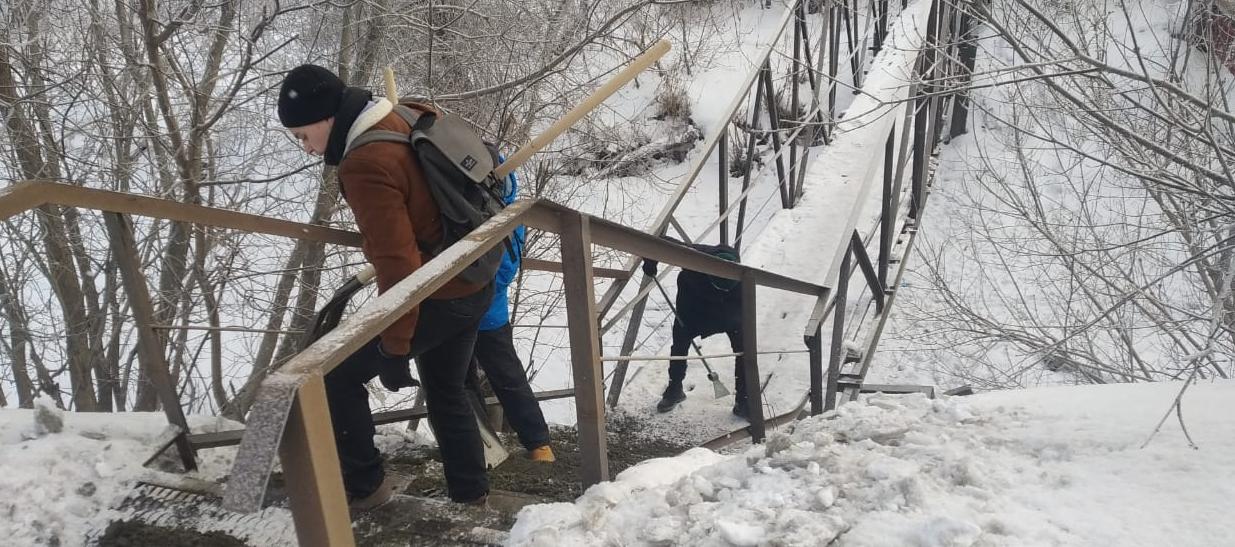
top-left (649, 275), bottom-right (731, 399)
top-left (302, 267), bottom-right (510, 469)
top-left (354, 39), bottom-right (672, 287)
top-left (299, 265), bottom-right (377, 350)
top-left (383, 37), bottom-right (672, 180)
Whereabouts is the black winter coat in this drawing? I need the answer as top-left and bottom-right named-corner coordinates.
top-left (674, 243), bottom-right (743, 336)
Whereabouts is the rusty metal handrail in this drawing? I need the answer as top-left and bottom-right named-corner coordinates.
top-left (0, 178), bottom-right (829, 545)
top-left (599, 0), bottom-right (905, 409)
top-left (0, 181), bottom-right (632, 279)
top-left (0, 181), bottom-right (364, 245)
top-left (197, 196), bottom-right (827, 544)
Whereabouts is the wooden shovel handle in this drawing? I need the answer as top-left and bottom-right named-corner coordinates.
top-left (495, 39), bottom-right (671, 179)
top-left (356, 41), bottom-right (670, 284)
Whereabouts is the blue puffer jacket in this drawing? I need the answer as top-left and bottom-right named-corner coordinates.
top-left (479, 157), bottom-right (524, 331)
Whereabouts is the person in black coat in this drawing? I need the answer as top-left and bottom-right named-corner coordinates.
top-left (642, 241), bottom-right (749, 418)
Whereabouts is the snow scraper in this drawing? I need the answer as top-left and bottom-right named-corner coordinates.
top-left (649, 275), bottom-right (730, 399)
top-left (303, 266), bottom-right (510, 469)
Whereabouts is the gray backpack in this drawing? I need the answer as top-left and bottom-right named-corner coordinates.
top-left (346, 105), bottom-right (508, 285)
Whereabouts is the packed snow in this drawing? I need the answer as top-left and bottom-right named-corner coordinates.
top-left (0, 397), bottom-right (253, 544)
top-left (510, 380), bottom-right (1235, 546)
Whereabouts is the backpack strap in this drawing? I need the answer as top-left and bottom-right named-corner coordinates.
top-left (342, 105), bottom-right (423, 159)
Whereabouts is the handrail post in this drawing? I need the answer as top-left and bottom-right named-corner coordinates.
top-left (827, 2), bottom-right (840, 139)
top-left (910, 52), bottom-right (929, 220)
top-left (797, 3), bottom-right (824, 145)
top-left (280, 375), bottom-right (354, 546)
top-left (928, 0), bottom-right (949, 150)
top-left (104, 212), bottom-right (197, 471)
top-left (719, 128), bottom-right (730, 246)
top-left (740, 271), bottom-right (765, 442)
top-left (605, 275), bottom-right (653, 409)
top-left (842, 0), bottom-right (862, 89)
top-left (790, 3), bottom-right (803, 206)
top-left (559, 211), bottom-right (610, 487)
top-left (879, 127), bottom-right (895, 287)
top-left (850, 231), bottom-right (884, 314)
top-left (951, 1), bottom-right (978, 138)
top-left (807, 326), bottom-right (824, 415)
top-left (761, 62), bottom-right (792, 210)
top-left (736, 73), bottom-right (766, 252)
top-left (826, 247), bottom-right (851, 411)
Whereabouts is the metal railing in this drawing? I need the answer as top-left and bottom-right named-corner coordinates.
top-left (800, 0), bottom-right (972, 419)
top-left (644, 0), bottom-right (970, 451)
top-left (0, 181), bottom-right (827, 544)
top-left (213, 198), bottom-right (827, 544)
top-left (600, 0), bottom-right (906, 407)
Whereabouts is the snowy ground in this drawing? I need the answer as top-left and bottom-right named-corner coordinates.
top-left (5, 375), bottom-right (1229, 546)
top-left (510, 380), bottom-right (1235, 546)
top-left (0, 398), bottom-right (254, 545)
top-left (0, 397), bottom-right (444, 545)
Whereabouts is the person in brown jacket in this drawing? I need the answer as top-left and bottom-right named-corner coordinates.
top-left (277, 64), bottom-right (494, 510)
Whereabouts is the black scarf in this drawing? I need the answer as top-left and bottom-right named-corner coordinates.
top-left (323, 87), bottom-right (375, 167)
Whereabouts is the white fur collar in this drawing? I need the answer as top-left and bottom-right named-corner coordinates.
top-left (344, 98), bottom-right (394, 152)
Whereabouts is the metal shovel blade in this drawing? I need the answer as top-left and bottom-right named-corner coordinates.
top-left (708, 371), bottom-right (730, 399)
top-left (466, 392), bottom-right (510, 469)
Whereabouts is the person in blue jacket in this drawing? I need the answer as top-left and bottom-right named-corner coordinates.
top-left (467, 159), bottom-right (554, 462)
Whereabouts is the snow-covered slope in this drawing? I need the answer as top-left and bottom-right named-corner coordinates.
top-left (509, 380), bottom-right (1235, 546)
top-left (0, 399), bottom-right (251, 545)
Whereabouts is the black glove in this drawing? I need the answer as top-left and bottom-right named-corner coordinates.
top-left (373, 339), bottom-right (419, 391)
top-left (642, 258), bottom-right (659, 277)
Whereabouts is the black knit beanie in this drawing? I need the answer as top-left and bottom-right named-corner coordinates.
top-left (278, 64), bottom-right (345, 128)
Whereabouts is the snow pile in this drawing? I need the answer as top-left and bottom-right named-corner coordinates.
top-left (509, 381), bottom-right (1235, 546)
top-left (0, 406), bottom-right (238, 545)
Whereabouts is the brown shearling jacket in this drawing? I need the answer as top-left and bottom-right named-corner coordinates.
top-left (338, 102), bottom-right (486, 355)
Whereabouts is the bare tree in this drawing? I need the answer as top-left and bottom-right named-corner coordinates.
top-left (897, 0), bottom-right (1235, 387)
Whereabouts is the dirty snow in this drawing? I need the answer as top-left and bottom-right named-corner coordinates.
top-left (510, 380), bottom-right (1235, 546)
top-left (0, 404), bottom-right (244, 545)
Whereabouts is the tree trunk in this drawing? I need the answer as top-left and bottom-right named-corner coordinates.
top-left (0, 34), bottom-right (98, 411)
top-left (222, 244), bottom-right (305, 421)
top-left (0, 268), bottom-right (36, 408)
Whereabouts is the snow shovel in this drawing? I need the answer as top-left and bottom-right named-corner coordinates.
top-left (648, 275), bottom-right (731, 399)
top-left (298, 266), bottom-right (377, 350)
top-left (381, 38), bottom-right (669, 183)
top-left (302, 266), bottom-right (510, 469)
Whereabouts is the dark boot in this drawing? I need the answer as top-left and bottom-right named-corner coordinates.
top-left (656, 381), bottom-right (686, 413)
top-left (348, 473), bottom-right (409, 512)
top-left (378, 361), bottom-right (420, 391)
top-left (732, 399), bottom-right (749, 420)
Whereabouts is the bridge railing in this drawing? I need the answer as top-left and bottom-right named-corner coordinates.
top-left (600, 0), bottom-right (909, 407)
top-left (681, 0), bottom-right (975, 450)
top-left (213, 198), bottom-right (826, 545)
top-left (0, 181), bottom-right (828, 545)
top-left (800, 0), bottom-right (973, 417)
